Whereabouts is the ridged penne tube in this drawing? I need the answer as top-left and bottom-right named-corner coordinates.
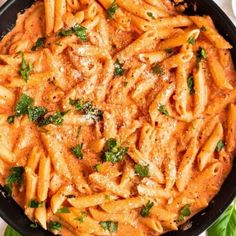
top-left (115, 30), bottom-right (159, 63)
top-left (149, 82), bottom-right (175, 124)
top-left (35, 205), bottom-right (47, 229)
top-left (68, 193), bottom-right (118, 208)
top-left (226, 104), bottom-right (236, 152)
top-left (132, 79), bottom-right (155, 100)
top-left (176, 139), bottom-right (199, 192)
top-left (193, 62), bottom-right (208, 117)
top-left (89, 208), bottom-right (136, 225)
top-left (84, 2), bottom-right (97, 20)
top-left (197, 123), bottom-right (223, 171)
top-left (103, 111), bottom-right (117, 139)
top-left (139, 50), bottom-right (169, 64)
top-left (0, 143), bottom-right (16, 164)
top-left (158, 29), bottom-right (200, 50)
top-left (116, 0), bottom-right (169, 20)
top-left (139, 217), bottom-right (163, 233)
top-left (44, 0), bottom-right (55, 35)
top-left (162, 52), bottom-right (193, 69)
top-left (150, 206), bottom-right (177, 222)
top-left (190, 16), bottom-right (232, 49)
top-left (37, 155), bottom-right (51, 201)
top-left (101, 197), bottom-right (146, 213)
top-left (54, 0), bottom-right (66, 32)
top-left (51, 185), bottom-right (74, 213)
top-left (207, 50), bottom-right (233, 90)
top-left (26, 146), bottom-right (41, 172)
top-left (89, 173), bottom-right (130, 197)
top-left (130, 14), bottom-right (152, 31)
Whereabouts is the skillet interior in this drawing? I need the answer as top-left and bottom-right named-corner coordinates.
top-left (0, 0), bottom-right (236, 235)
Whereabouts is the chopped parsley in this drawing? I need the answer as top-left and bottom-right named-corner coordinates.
top-left (102, 138), bottom-right (128, 163)
top-left (106, 0), bottom-right (118, 19)
top-left (147, 12), bottom-right (155, 19)
top-left (3, 184), bottom-right (12, 197)
top-left (158, 104), bottom-right (169, 116)
top-left (134, 164), bottom-right (149, 178)
top-left (30, 222), bottom-right (38, 228)
top-left (28, 106), bottom-right (48, 122)
top-left (69, 98), bottom-right (103, 121)
top-left (151, 63), bottom-right (164, 75)
top-left (57, 207), bottom-right (70, 213)
top-left (196, 47), bottom-right (207, 64)
top-left (14, 93), bottom-right (33, 117)
top-left (179, 204), bottom-right (191, 221)
top-left (29, 200), bottom-right (44, 208)
top-left (166, 48), bottom-right (173, 54)
top-left (31, 37), bottom-right (46, 51)
top-left (200, 26), bottom-right (207, 32)
top-left (99, 221), bottom-right (118, 233)
top-left (48, 221), bottom-right (62, 231)
top-left (187, 75), bottom-right (195, 95)
top-left (19, 53), bottom-right (33, 82)
top-left (7, 115), bottom-right (15, 124)
top-left (114, 59), bottom-right (125, 76)
top-left (187, 36), bottom-right (196, 45)
top-left (94, 164), bottom-right (102, 172)
top-left (74, 211), bottom-right (88, 223)
top-left (215, 140), bottom-right (225, 152)
top-left (140, 201), bottom-right (154, 217)
top-left (59, 24), bottom-right (87, 42)
top-left (37, 111), bottom-right (68, 126)
top-left (71, 143), bottom-right (83, 159)
top-left (6, 166), bottom-right (24, 185)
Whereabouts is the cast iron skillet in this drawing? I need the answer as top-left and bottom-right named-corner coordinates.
top-left (0, 0), bottom-right (236, 235)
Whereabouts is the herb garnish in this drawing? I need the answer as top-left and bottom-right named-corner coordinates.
top-left (158, 104), bottom-right (169, 116)
top-left (37, 111), bottom-right (68, 126)
top-left (200, 26), bottom-right (207, 32)
top-left (140, 201), bottom-right (154, 217)
top-left (32, 37), bottom-right (46, 51)
top-left (106, 0), bottom-right (118, 19)
top-left (59, 24), bottom-right (87, 42)
top-left (99, 221), bottom-right (118, 233)
top-left (57, 207), bottom-right (70, 213)
top-left (48, 221), bottom-right (62, 231)
top-left (69, 98), bottom-right (103, 121)
top-left (215, 140), bottom-right (225, 152)
top-left (134, 164), bottom-right (149, 178)
top-left (114, 59), bottom-right (125, 76)
top-left (187, 36), bottom-right (196, 45)
top-left (102, 138), bottom-right (128, 163)
top-left (29, 200), bottom-right (44, 208)
top-left (19, 53), bottom-right (33, 82)
top-left (28, 106), bottom-right (48, 122)
top-left (74, 211), bottom-right (88, 223)
top-left (179, 204), bottom-right (191, 221)
top-left (151, 63), bottom-right (164, 75)
top-left (71, 143), bottom-right (83, 159)
top-left (196, 47), bottom-right (207, 64)
top-left (187, 75), bottom-right (195, 95)
top-left (147, 12), bottom-right (156, 19)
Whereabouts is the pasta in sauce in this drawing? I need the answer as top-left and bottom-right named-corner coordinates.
top-left (0, 0), bottom-right (235, 235)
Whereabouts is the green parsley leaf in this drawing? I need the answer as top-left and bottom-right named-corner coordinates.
top-left (73, 24), bottom-right (87, 42)
top-left (158, 104), bottom-right (169, 116)
top-left (58, 29), bottom-right (73, 37)
top-left (99, 221), bottom-right (118, 233)
top-left (69, 98), bottom-right (103, 121)
top-left (3, 184), bottom-right (12, 197)
top-left (187, 75), bottom-right (195, 95)
top-left (28, 106), bottom-right (48, 122)
top-left (114, 59), bottom-right (125, 76)
top-left (147, 12), bottom-right (155, 19)
top-left (14, 94), bottom-right (33, 117)
top-left (134, 164), bottom-right (149, 178)
top-left (7, 115), bottom-right (15, 124)
top-left (4, 225), bottom-right (22, 236)
top-left (196, 47), bottom-right (207, 64)
top-left (71, 143), bottom-right (83, 159)
top-left (31, 37), bottom-right (46, 51)
top-left (29, 200), bottom-right (44, 208)
top-left (187, 36), bottom-right (196, 45)
top-left (106, 0), bottom-right (118, 19)
top-left (94, 164), bottom-right (102, 172)
top-left (30, 222), bottom-right (38, 228)
top-left (57, 207), bottom-right (70, 213)
top-left (215, 140), bottom-right (225, 152)
top-left (179, 204), bottom-right (191, 222)
top-left (74, 211), bottom-right (88, 223)
top-left (102, 138), bottom-right (128, 163)
top-left (6, 167), bottom-right (24, 185)
top-left (140, 201), bottom-right (154, 217)
top-left (208, 199), bottom-right (236, 236)
top-left (200, 26), bottom-right (207, 32)
top-left (37, 111), bottom-right (67, 126)
top-left (151, 63), bottom-right (164, 75)
top-left (19, 53), bottom-right (33, 82)
top-left (48, 221), bottom-right (62, 231)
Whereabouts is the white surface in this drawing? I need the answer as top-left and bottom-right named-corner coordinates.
top-left (0, 0), bottom-right (235, 235)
